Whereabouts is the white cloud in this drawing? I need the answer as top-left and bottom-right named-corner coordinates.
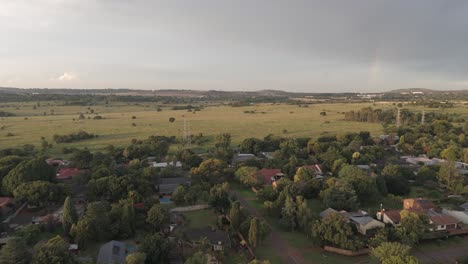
top-left (51, 72), bottom-right (78, 81)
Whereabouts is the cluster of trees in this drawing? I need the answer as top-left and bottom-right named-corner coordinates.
top-left (0, 111), bottom-right (14, 117)
top-left (53, 130), bottom-right (97, 143)
top-left (123, 136), bottom-right (175, 160)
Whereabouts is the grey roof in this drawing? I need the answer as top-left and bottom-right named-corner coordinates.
top-left (185, 227), bottom-right (231, 247)
top-left (460, 202), bottom-right (468, 211)
top-left (319, 208), bottom-right (338, 219)
top-left (157, 177), bottom-right (191, 194)
top-left (97, 240), bottom-right (134, 264)
top-left (349, 216), bottom-right (377, 226)
top-left (232, 154), bottom-right (257, 163)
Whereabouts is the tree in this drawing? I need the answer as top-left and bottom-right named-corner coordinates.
top-left (311, 212), bottom-right (362, 250)
top-left (280, 195), bottom-right (297, 231)
top-left (109, 199), bottom-right (136, 238)
top-left (381, 164), bottom-right (410, 195)
top-left (70, 218), bottom-right (92, 249)
top-left (229, 201), bottom-right (242, 231)
top-left (320, 182), bottom-right (359, 211)
top-left (32, 236), bottom-right (77, 264)
top-left (2, 157), bottom-right (55, 194)
top-left (62, 196), bottom-right (78, 234)
top-left (235, 166), bottom-right (260, 187)
top-left (248, 217), bottom-right (260, 248)
top-left (146, 204), bottom-right (169, 231)
top-left (184, 252), bottom-right (207, 264)
top-left (172, 185), bottom-right (186, 205)
top-left (296, 196), bottom-right (312, 231)
top-left (396, 210), bottom-right (428, 246)
top-left (215, 133), bottom-right (231, 151)
top-left (191, 159), bottom-right (227, 184)
top-left (140, 233), bottom-right (171, 264)
top-left (125, 252), bottom-right (146, 264)
top-left (15, 224), bottom-right (42, 245)
top-left (0, 238), bottom-right (32, 264)
top-left (208, 183), bottom-right (231, 213)
top-left (13, 181), bottom-right (67, 208)
top-left (438, 161), bottom-right (464, 194)
top-left (338, 165), bottom-right (378, 202)
top-left (371, 242), bottom-right (420, 264)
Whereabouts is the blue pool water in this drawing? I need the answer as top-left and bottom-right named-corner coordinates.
top-left (160, 197), bottom-right (171, 203)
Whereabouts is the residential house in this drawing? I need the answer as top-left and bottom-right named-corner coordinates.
top-left (185, 227), bottom-right (231, 251)
top-left (231, 154), bottom-right (257, 164)
top-left (258, 169), bottom-right (284, 187)
top-left (153, 161), bottom-right (182, 168)
top-left (442, 208), bottom-right (468, 225)
top-left (0, 197), bottom-right (14, 216)
top-left (427, 209), bottom-right (459, 231)
top-left (403, 198), bottom-right (436, 211)
top-left (319, 208), bottom-right (384, 235)
top-left (260, 152), bottom-right (275, 159)
top-left (97, 240), bottom-right (137, 264)
top-left (376, 210), bottom-right (401, 226)
top-left (156, 177), bottom-right (191, 195)
top-left (56, 168), bottom-right (89, 181)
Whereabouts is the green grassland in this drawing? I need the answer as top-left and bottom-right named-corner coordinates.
top-left (1, 101), bottom-right (467, 154)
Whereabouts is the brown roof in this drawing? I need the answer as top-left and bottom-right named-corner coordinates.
top-left (0, 197), bottom-right (13, 208)
top-left (427, 210), bottom-right (459, 226)
top-left (258, 169), bottom-right (282, 185)
top-left (383, 210), bottom-right (401, 224)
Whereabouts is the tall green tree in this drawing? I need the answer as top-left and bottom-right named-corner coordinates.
top-left (2, 157), bottom-right (55, 194)
top-left (396, 210), bottom-right (428, 246)
top-left (208, 183), bottom-right (231, 213)
top-left (229, 201), bottom-right (242, 231)
top-left (0, 238), bottom-right (31, 264)
top-left (62, 196), bottom-right (78, 234)
top-left (184, 252), bottom-right (207, 264)
top-left (438, 161), bottom-right (464, 194)
top-left (32, 236), bottom-right (77, 264)
top-left (140, 233), bottom-right (171, 264)
top-left (311, 212), bottom-right (363, 250)
top-left (146, 204), bottom-right (169, 231)
top-left (235, 166), bottom-right (260, 187)
top-left (248, 217), bottom-right (260, 249)
top-left (371, 242), bottom-right (420, 264)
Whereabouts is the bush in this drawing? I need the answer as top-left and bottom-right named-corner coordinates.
top-left (169, 117), bottom-right (175, 122)
top-left (53, 130), bottom-right (97, 143)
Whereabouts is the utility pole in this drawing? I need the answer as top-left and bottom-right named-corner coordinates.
top-left (396, 108), bottom-right (401, 128)
top-left (183, 118), bottom-right (191, 148)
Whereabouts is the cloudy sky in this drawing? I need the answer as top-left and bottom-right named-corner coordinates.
top-left (1, 0), bottom-right (468, 92)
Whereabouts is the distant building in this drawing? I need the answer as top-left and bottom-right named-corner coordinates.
top-left (258, 168), bottom-right (284, 186)
top-left (319, 208), bottom-right (384, 235)
top-left (231, 154), bottom-right (257, 164)
top-left (97, 240), bottom-right (137, 264)
top-left (376, 210), bottom-right (401, 226)
top-left (155, 177), bottom-right (191, 195)
top-left (153, 161), bottom-right (182, 168)
top-left (403, 198), bottom-right (436, 211)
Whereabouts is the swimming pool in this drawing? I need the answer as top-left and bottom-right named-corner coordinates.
top-left (160, 197), bottom-right (172, 204)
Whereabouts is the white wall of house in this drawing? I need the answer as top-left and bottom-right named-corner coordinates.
top-left (442, 209), bottom-right (468, 224)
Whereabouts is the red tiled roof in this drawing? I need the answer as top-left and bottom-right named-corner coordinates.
top-left (383, 210), bottom-right (401, 224)
top-left (428, 213), bottom-right (459, 226)
top-left (258, 169), bottom-right (282, 185)
top-left (134, 203), bottom-right (145, 209)
top-left (0, 197), bottom-right (13, 208)
top-left (57, 168), bottom-right (88, 180)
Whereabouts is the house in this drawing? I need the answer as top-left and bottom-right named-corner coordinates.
top-left (258, 169), bottom-right (284, 186)
top-left (296, 165), bottom-right (323, 179)
top-left (97, 240), bottom-right (137, 264)
top-left (319, 208), bottom-right (384, 235)
top-left (404, 156), bottom-right (445, 166)
top-left (260, 152), bottom-right (275, 159)
top-left (0, 197), bottom-right (14, 216)
top-left (403, 198), bottom-right (435, 211)
top-left (349, 215), bottom-right (385, 235)
top-left (156, 177), bottom-right (191, 195)
top-left (185, 227), bottom-right (231, 251)
top-left (232, 154), bottom-right (257, 164)
top-left (427, 209), bottom-right (459, 231)
top-left (56, 168), bottom-right (89, 180)
top-left (153, 161), bottom-right (182, 168)
top-left (376, 210), bottom-right (401, 226)
top-left (442, 209), bottom-right (468, 224)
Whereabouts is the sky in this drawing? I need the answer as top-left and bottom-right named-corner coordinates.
top-left (1, 0), bottom-right (468, 92)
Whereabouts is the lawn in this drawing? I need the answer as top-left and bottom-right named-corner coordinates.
top-left (183, 209), bottom-right (219, 229)
top-left (0, 101), bottom-right (387, 153)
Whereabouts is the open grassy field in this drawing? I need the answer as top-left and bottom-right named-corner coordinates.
top-left (1, 101), bottom-right (467, 154)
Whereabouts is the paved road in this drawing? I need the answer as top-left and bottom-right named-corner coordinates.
top-left (232, 190), bottom-right (306, 264)
top-left (414, 244), bottom-right (468, 264)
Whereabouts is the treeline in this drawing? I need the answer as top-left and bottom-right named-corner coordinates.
top-left (53, 130), bottom-right (97, 143)
top-left (344, 107), bottom-right (465, 125)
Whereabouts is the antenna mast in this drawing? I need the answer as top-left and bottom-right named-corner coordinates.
top-left (421, 110), bottom-right (425, 126)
